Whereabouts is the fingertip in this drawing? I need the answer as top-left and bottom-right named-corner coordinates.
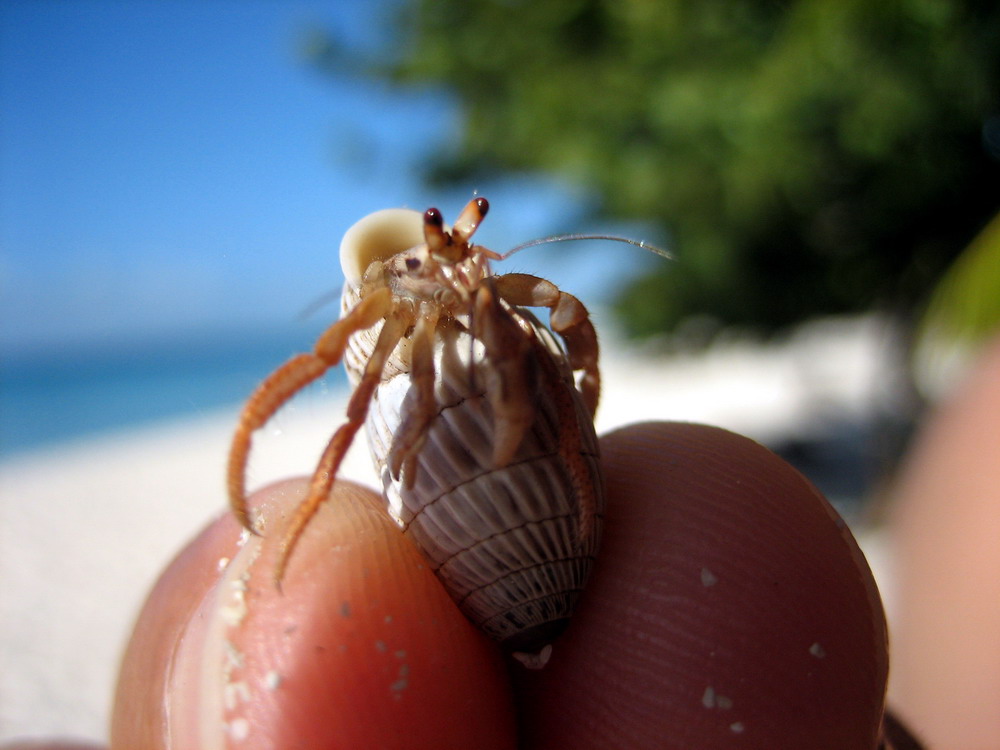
top-left (111, 504), bottom-right (242, 750)
top-left (114, 479), bottom-right (516, 749)
top-left (204, 478), bottom-right (515, 748)
top-left (0, 742), bottom-right (105, 750)
top-left (516, 422), bottom-right (888, 749)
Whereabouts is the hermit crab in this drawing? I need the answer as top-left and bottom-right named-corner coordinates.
top-left (228, 197), bottom-right (609, 666)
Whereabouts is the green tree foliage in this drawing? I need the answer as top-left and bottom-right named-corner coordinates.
top-left (313, 0), bottom-right (1000, 337)
top-left (917, 209), bottom-right (1000, 388)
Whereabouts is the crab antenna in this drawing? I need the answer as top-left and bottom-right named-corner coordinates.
top-left (296, 288), bottom-right (342, 320)
top-left (500, 233), bottom-right (672, 261)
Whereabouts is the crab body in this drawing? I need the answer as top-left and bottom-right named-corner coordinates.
top-left (228, 198), bottom-right (604, 664)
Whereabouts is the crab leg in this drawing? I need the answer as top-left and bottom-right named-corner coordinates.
top-left (494, 273), bottom-right (600, 417)
top-left (387, 305), bottom-right (440, 486)
top-left (227, 287), bottom-right (392, 532)
top-left (272, 309), bottom-right (409, 584)
top-left (473, 282), bottom-right (538, 468)
top-left (492, 274), bottom-right (601, 544)
top-left (535, 332), bottom-right (600, 543)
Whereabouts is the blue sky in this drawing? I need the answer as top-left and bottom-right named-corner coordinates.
top-left (0, 0), bottom-right (654, 357)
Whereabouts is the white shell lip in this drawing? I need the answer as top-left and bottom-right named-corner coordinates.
top-left (339, 207), bottom-right (425, 284)
top-left (511, 644), bottom-right (553, 670)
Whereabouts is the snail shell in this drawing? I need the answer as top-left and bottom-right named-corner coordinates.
top-left (340, 208), bottom-right (604, 664)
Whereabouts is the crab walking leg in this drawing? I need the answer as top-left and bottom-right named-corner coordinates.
top-left (227, 287), bottom-right (393, 531)
top-left (387, 305), bottom-right (441, 486)
top-left (473, 282), bottom-right (538, 468)
top-left (314, 286), bottom-right (393, 360)
top-left (227, 354), bottom-right (332, 530)
top-left (533, 335), bottom-right (600, 543)
top-left (273, 310), bottom-right (409, 584)
top-left (494, 273), bottom-right (600, 418)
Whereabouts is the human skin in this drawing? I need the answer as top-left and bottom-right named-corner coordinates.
top-left (5, 422), bottom-right (897, 749)
top-left (888, 333), bottom-right (1000, 749)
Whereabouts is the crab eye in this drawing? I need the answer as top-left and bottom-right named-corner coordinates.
top-left (405, 257), bottom-right (422, 271)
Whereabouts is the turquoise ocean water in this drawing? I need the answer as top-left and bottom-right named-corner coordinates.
top-left (0, 325), bottom-right (348, 457)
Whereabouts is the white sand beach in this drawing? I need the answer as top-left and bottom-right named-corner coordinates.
top-left (0, 316), bottom-right (900, 743)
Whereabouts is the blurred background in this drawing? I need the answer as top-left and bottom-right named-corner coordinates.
top-left (3, 0), bottom-right (999, 468)
top-left (1, 0), bottom-right (998, 745)
top-left (1, 0), bottom-right (664, 462)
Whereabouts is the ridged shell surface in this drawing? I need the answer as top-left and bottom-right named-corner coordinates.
top-left (342, 283), bottom-right (604, 649)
